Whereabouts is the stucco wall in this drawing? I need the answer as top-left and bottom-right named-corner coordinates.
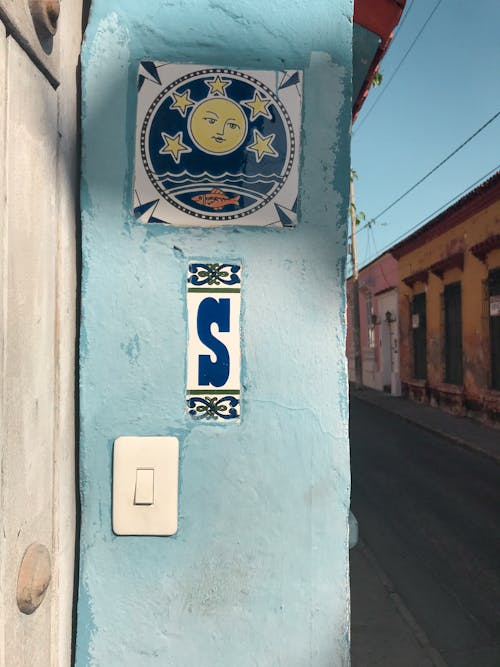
top-left (358, 254), bottom-right (397, 389)
top-left (346, 253), bottom-right (398, 389)
top-left (77, 2), bottom-right (352, 665)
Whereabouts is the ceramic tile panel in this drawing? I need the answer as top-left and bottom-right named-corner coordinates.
top-left (134, 63), bottom-right (302, 228)
top-left (186, 262), bottom-right (242, 421)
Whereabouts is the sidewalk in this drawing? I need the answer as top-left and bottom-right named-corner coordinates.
top-left (350, 541), bottom-right (447, 667)
top-left (350, 386), bottom-right (500, 464)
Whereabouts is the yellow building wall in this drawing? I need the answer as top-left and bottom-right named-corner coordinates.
top-left (397, 197), bottom-right (500, 410)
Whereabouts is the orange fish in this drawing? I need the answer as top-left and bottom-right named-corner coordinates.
top-left (192, 188), bottom-right (240, 210)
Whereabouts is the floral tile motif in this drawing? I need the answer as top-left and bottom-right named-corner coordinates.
top-left (186, 262), bottom-right (242, 421)
top-left (134, 63), bottom-right (302, 228)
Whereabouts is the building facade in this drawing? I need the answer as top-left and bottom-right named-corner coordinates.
top-left (347, 252), bottom-right (401, 394)
top-left (392, 173), bottom-right (500, 426)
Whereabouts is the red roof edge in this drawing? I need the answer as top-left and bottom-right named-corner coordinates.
top-left (391, 172), bottom-right (500, 259)
top-left (352, 0), bottom-right (406, 121)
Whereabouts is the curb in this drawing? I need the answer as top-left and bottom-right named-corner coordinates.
top-left (351, 392), bottom-right (500, 466)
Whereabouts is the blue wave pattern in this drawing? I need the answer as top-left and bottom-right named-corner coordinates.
top-left (152, 169), bottom-right (282, 185)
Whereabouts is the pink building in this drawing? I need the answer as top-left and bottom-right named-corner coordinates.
top-left (346, 252), bottom-right (401, 393)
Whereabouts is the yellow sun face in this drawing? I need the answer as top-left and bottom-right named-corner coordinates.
top-left (188, 98), bottom-right (247, 155)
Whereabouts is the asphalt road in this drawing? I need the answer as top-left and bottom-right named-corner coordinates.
top-left (350, 397), bottom-right (500, 667)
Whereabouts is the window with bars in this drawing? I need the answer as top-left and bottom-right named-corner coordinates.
top-left (412, 292), bottom-right (427, 380)
top-left (489, 268), bottom-right (500, 390)
top-left (365, 294), bottom-right (375, 348)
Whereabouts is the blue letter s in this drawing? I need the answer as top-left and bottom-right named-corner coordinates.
top-left (197, 298), bottom-right (230, 387)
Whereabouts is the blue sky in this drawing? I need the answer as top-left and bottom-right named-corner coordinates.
top-left (351, 0), bottom-right (500, 269)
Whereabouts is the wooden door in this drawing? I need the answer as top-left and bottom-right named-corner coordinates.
top-left (444, 282), bottom-right (463, 385)
top-left (0, 2), bottom-right (82, 664)
top-left (377, 290), bottom-right (395, 392)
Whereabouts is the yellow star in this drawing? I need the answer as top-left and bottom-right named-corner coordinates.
top-left (159, 131), bottom-right (192, 163)
top-left (169, 90), bottom-right (195, 116)
top-left (242, 91), bottom-right (272, 121)
top-left (205, 75), bottom-right (231, 96)
top-left (247, 129), bottom-right (279, 163)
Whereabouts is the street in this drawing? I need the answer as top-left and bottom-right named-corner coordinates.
top-left (350, 397), bottom-right (500, 667)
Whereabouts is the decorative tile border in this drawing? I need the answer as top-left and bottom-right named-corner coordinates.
top-left (186, 263), bottom-right (242, 421)
top-left (134, 63), bottom-right (302, 228)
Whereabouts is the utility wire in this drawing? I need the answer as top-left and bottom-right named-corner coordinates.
top-left (348, 164), bottom-right (499, 245)
top-left (354, 0), bottom-right (444, 135)
top-left (358, 164), bottom-right (499, 268)
top-left (355, 110), bottom-right (500, 235)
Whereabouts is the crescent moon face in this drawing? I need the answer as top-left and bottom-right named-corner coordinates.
top-left (188, 98), bottom-right (248, 155)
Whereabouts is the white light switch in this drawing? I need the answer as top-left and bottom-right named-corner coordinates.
top-left (134, 468), bottom-right (154, 505)
top-left (113, 436), bottom-right (179, 536)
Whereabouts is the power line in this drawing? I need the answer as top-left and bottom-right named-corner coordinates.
top-left (355, 110), bottom-right (500, 235)
top-left (354, 0), bottom-right (444, 135)
top-left (358, 165), bottom-right (499, 268)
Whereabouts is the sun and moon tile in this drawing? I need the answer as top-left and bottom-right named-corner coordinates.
top-left (134, 63), bottom-right (302, 227)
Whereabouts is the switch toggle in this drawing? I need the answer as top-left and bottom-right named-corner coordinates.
top-left (134, 468), bottom-right (154, 505)
top-left (112, 436), bottom-right (179, 536)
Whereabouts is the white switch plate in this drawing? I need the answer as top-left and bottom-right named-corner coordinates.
top-left (113, 436), bottom-right (179, 536)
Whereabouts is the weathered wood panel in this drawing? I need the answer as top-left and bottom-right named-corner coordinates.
top-left (50, 0), bottom-right (81, 662)
top-left (2, 35), bottom-right (58, 666)
top-left (0, 1), bottom-right (81, 662)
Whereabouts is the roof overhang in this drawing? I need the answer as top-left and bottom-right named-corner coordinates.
top-left (353, 0), bottom-right (406, 121)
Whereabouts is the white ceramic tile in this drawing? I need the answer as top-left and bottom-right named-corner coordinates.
top-left (186, 262), bottom-right (242, 421)
top-left (134, 63), bottom-right (302, 228)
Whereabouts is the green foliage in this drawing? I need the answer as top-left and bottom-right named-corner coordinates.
top-left (350, 168), bottom-right (378, 228)
top-left (355, 210), bottom-right (366, 227)
top-left (371, 71), bottom-right (383, 87)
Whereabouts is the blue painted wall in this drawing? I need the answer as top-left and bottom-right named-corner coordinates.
top-left (78, 1), bottom-right (352, 665)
